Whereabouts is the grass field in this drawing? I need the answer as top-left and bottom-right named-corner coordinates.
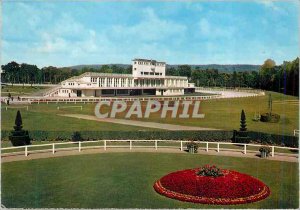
top-left (1, 91), bottom-right (298, 135)
top-left (1, 152), bottom-right (298, 208)
top-left (1, 108), bottom-right (158, 131)
top-left (1, 85), bottom-right (48, 96)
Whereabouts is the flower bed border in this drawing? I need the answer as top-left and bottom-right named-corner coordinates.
top-left (153, 169), bottom-right (271, 205)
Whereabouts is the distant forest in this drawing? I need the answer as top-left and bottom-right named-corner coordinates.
top-left (1, 58), bottom-right (299, 96)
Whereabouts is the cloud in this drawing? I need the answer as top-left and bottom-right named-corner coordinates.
top-left (2, 1), bottom-right (298, 67)
top-left (111, 8), bottom-right (187, 42)
top-left (199, 18), bottom-right (210, 35)
top-left (256, 0), bottom-right (289, 15)
top-left (186, 2), bottom-right (203, 11)
top-left (198, 18), bottom-right (236, 39)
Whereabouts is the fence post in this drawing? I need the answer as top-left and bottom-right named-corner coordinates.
top-left (217, 143), bottom-right (220, 152)
top-left (52, 143), bottom-right (55, 154)
top-left (244, 144), bottom-right (247, 154)
top-left (206, 142), bottom-right (208, 152)
top-left (104, 140), bottom-right (106, 150)
top-left (5, 107), bottom-right (7, 111)
top-left (79, 141), bottom-right (81, 152)
top-left (271, 146), bottom-right (274, 157)
top-left (180, 141), bottom-right (183, 151)
top-left (155, 140), bottom-right (157, 150)
top-left (25, 146), bottom-right (28, 156)
top-left (26, 106), bottom-right (29, 111)
top-left (130, 140), bottom-right (132, 150)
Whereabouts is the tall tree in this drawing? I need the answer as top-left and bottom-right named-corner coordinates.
top-left (178, 65), bottom-right (192, 78)
top-left (1, 61), bottom-right (20, 84)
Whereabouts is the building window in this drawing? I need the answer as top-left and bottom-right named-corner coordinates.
top-left (107, 78), bottom-right (112, 87)
top-left (114, 78), bottom-right (118, 87)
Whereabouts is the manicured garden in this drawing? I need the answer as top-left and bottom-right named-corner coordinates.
top-left (154, 165), bottom-right (270, 204)
top-left (1, 153), bottom-right (298, 208)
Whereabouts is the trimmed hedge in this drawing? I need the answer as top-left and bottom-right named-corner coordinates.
top-left (1, 130), bottom-right (233, 142)
top-left (247, 131), bottom-right (298, 148)
top-left (1, 130), bottom-right (298, 148)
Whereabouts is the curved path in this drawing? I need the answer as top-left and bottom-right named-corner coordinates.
top-left (59, 114), bottom-right (219, 131)
top-left (2, 147), bottom-right (298, 163)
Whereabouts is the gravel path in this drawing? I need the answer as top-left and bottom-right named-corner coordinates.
top-left (59, 114), bottom-right (219, 131)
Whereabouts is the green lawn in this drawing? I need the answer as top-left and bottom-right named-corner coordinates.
top-left (135, 91), bottom-right (298, 135)
top-left (1, 91), bottom-right (298, 135)
top-left (1, 108), bottom-right (158, 131)
top-left (1, 153), bottom-right (298, 208)
top-left (1, 85), bottom-right (48, 96)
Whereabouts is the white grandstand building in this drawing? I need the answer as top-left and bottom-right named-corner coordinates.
top-left (45, 59), bottom-right (195, 97)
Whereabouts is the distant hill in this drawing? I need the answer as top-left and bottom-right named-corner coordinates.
top-left (68, 64), bottom-right (260, 72)
top-left (68, 64), bottom-right (131, 70)
top-left (168, 64), bottom-right (261, 72)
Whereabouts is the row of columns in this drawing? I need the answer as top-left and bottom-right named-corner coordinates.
top-left (93, 77), bottom-right (188, 88)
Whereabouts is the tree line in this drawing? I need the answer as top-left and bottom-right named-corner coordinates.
top-left (166, 58), bottom-right (299, 96)
top-left (1, 57), bottom-right (298, 96)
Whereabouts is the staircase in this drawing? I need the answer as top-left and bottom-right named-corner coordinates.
top-left (42, 86), bottom-right (61, 97)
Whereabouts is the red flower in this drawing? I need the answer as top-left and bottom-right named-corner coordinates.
top-left (153, 168), bottom-right (270, 205)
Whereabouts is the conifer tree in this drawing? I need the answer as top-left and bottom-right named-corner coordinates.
top-left (240, 109), bottom-right (247, 132)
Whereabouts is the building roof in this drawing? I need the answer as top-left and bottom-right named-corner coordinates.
top-left (132, 58), bottom-right (166, 64)
top-left (80, 72), bottom-right (133, 78)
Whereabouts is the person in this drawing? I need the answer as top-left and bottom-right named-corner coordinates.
top-left (11, 96), bottom-right (14, 101)
top-left (69, 93), bottom-right (71, 98)
top-left (7, 99), bottom-right (9, 105)
top-left (18, 96), bottom-right (20, 101)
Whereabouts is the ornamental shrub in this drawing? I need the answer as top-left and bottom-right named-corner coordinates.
top-left (240, 109), bottom-right (247, 131)
top-left (9, 110), bottom-right (31, 146)
top-left (71, 131), bottom-right (83, 142)
top-left (260, 113), bottom-right (280, 123)
top-left (186, 141), bottom-right (199, 153)
top-left (259, 146), bottom-right (271, 157)
top-left (196, 165), bottom-right (223, 177)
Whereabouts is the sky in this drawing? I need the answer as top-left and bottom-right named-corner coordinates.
top-left (2, 0), bottom-right (299, 68)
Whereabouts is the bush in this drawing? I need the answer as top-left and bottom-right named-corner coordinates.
top-left (71, 131), bottom-right (83, 142)
top-left (260, 113), bottom-right (280, 123)
top-left (1, 130), bottom-right (298, 148)
top-left (196, 165), bottom-right (223, 177)
top-left (9, 111), bottom-right (31, 146)
top-left (259, 146), bottom-right (271, 157)
top-left (186, 141), bottom-right (199, 153)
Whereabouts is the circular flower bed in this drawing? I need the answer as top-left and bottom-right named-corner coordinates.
top-left (153, 166), bottom-right (270, 205)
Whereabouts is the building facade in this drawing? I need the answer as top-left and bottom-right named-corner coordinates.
top-left (45, 59), bottom-right (195, 97)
